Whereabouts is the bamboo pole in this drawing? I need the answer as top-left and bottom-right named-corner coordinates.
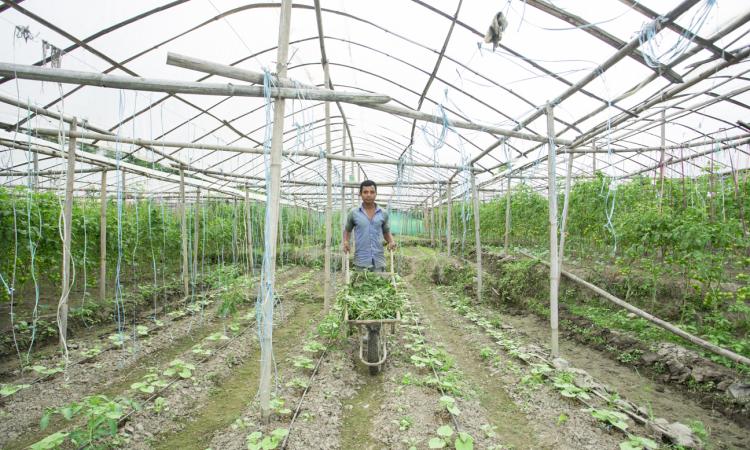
top-left (245, 186), bottom-right (254, 273)
top-left (260, 0), bottom-right (292, 422)
top-left (323, 107), bottom-right (333, 311)
top-left (547, 103), bottom-right (560, 358)
top-left (429, 196), bottom-right (437, 248)
top-left (99, 170), bottom-right (107, 302)
top-left (659, 109), bottom-right (666, 207)
top-left (518, 251), bottom-right (750, 367)
top-left (32, 151), bottom-right (38, 190)
top-left (163, 53), bottom-right (572, 146)
top-left (504, 176), bottom-right (511, 256)
top-left (180, 168), bottom-right (189, 298)
top-left (446, 182), bottom-right (452, 257)
top-left (558, 153), bottom-right (574, 263)
top-left (193, 188), bottom-right (200, 276)
top-left (59, 118), bottom-right (76, 350)
top-left (29, 128), bottom-right (477, 172)
top-left (340, 132), bottom-right (347, 273)
top-left (471, 173), bottom-right (482, 302)
top-left (0, 62), bottom-right (389, 105)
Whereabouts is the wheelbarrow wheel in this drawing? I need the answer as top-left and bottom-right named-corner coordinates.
top-left (366, 324), bottom-right (381, 375)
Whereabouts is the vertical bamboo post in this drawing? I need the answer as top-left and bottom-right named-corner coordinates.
top-left (446, 182), bottom-right (452, 256)
top-left (592, 144), bottom-right (597, 176)
top-left (558, 153), bottom-right (574, 262)
top-left (547, 103), bottom-right (560, 358)
top-left (245, 186), bottom-right (254, 273)
top-left (99, 170), bottom-right (107, 302)
top-left (659, 109), bottom-right (666, 205)
top-left (260, 0), bottom-right (292, 422)
top-left (430, 195), bottom-right (436, 247)
top-left (32, 151), bottom-right (39, 190)
top-left (193, 188), bottom-right (200, 277)
top-left (340, 132), bottom-right (347, 273)
top-left (180, 168), bottom-right (189, 298)
top-left (504, 175), bottom-right (511, 256)
top-left (471, 173), bottom-right (482, 302)
top-left (59, 118), bottom-right (76, 349)
top-left (322, 75), bottom-right (333, 311)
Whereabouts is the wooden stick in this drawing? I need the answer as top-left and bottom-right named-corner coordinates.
top-left (446, 182), bottom-right (452, 257)
top-left (547, 103), bottom-right (560, 358)
top-left (99, 170), bottom-right (107, 303)
top-left (518, 251), bottom-right (750, 367)
top-left (260, 0), bottom-right (292, 422)
top-left (180, 168), bottom-right (189, 298)
top-left (0, 61), bottom-right (390, 105)
top-left (59, 118), bottom-right (76, 350)
top-left (165, 52), bottom-right (572, 146)
top-left (193, 188), bottom-right (200, 276)
top-left (504, 175), bottom-right (511, 256)
top-left (471, 173), bottom-right (482, 302)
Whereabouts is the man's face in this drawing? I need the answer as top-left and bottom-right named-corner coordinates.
top-left (360, 185), bottom-right (377, 205)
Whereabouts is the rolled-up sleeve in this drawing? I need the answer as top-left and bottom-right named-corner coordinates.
top-left (345, 209), bottom-right (356, 232)
top-left (382, 211), bottom-right (391, 234)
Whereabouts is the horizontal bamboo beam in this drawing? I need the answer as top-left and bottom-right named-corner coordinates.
top-left (167, 52), bottom-right (573, 146)
top-left (29, 128), bottom-right (477, 172)
top-left (0, 62), bottom-right (390, 105)
top-left (564, 133), bottom-right (750, 154)
top-left (519, 251), bottom-right (750, 367)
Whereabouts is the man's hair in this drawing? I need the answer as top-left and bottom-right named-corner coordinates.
top-left (359, 179), bottom-right (377, 193)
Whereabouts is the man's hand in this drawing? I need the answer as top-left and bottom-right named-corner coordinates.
top-left (343, 241), bottom-right (350, 253)
top-left (387, 241), bottom-right (396, 251)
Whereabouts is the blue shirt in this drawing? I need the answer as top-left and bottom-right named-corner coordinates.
top-left (345, 203), bottom-right (390, 269)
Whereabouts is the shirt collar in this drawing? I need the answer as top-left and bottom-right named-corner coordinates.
top-left (359, 202), bottom-right (381, 214)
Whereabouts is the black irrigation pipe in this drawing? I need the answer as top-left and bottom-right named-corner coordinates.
top-left (280, 340), bottom-right (330, 450)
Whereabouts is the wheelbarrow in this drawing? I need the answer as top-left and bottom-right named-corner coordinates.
top-left (343, 250), bottom-right (400, 375)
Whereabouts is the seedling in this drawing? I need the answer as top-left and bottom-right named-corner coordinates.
top-left (479, 346), bottom-right (495, 360)
top-left (37, 394), bottom-right (137, 449)
top-left (205, 331), bottom-right (229, 341)
top-left (619, 435), bottom-right (658, 450)
top-left (136, 325), bottom-right (149, 336)
top-left (588, 408), bottom-right (629, 432)
top-left (557, 413), bottom-right (569, 426)
top-left (481, 423), bottom-right (498, 438)
top-left (153, 397), bottom-right (167, 414)
top-left (429, 425), bottom-right (454, 448)
top-left (285, 378), bottom-right (309, 391)
top-left (439, 395), bottom-right (461, 416)
top-left (394, 416), bottom-right (413, 431)
top-left (270, 396), bottom-right (292, 416)
top-left (108, 333), bottom-right (130, 347)
top-left (163, 359), bottom-right (195, 379)
top-left (130, 369), bottom-right (168, 394)
top-left (303, 340), bottom-right (326, 353)
top-left (79, 345), bottom-right (102, 358)
top-left (292, 356), bottom-right (314, 370)
top-left (191, 344), bottom-right (212, 356)
top-left (246, 428), bottom-right (288, 450)
top-left (0, 383), bottom-right (31, 397)
top-left (31, 365), bottom-right (64, 377)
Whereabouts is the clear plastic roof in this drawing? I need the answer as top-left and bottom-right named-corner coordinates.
top-left (0, 0), bottom-right (748, 209)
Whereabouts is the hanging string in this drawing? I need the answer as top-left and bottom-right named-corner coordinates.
top-left (639, 0), bottom-right (717, 69)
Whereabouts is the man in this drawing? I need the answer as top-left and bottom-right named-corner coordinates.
top-left (343, 180), bottom-right (396, 271)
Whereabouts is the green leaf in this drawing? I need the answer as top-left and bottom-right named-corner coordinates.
top-left (39, 411), bottom-right (51, 431)
top-left (29, 431), bottom-right (68, 450)
top-left (436, 425), bottom-right (454, 438)
top-left (454, 432), bottom-right (474, 450)
top-left (0, 383), bottom-right (31, 397)
top-left (428, 437), bottom-right (447, 449)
